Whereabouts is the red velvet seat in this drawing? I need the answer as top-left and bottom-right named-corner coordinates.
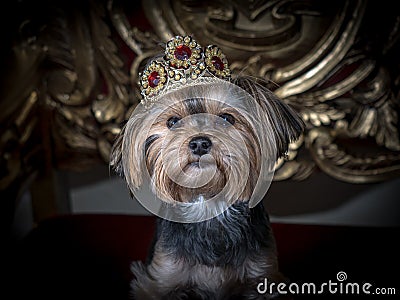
top-left (7, 214), bottom-right (399, 299)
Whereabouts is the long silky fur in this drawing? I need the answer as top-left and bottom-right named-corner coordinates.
top-left (233, 76), bottom-right (305, 158)
top-left (110, 75), bottom-right (304, 299)
top-left (157, 201), bottom-right (275, 268)
top-left (131, 202), bottom-right (283, 300)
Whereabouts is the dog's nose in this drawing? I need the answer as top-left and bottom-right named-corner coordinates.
top-left (189, 136), bottom-right (212, 156)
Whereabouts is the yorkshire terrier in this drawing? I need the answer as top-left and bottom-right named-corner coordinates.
top-left (111, 36), bottom-right (304, 299)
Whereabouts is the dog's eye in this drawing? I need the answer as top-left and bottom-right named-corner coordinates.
top-left (166, 116), bottom-right (182, 129)
top-left (218, 113), bottom-right (235, 125)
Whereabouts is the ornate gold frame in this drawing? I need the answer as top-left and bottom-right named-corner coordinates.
top-left (1, 0), bottom-right (399, 220)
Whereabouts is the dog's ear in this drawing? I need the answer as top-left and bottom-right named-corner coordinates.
top-left (235, 76), bottom-right (305, 158)
top-left (110, 115), bottom-right (146, 191)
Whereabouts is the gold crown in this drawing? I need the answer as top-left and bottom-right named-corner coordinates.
top-left (139, 35), bottom-right (231, 106)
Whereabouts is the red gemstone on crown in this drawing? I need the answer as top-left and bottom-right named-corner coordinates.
top-left (211, 56), bottom-right (224, 71)
top-left (174, 45), bottom-right (192, 61)
top-left (148, 71), bottom-right (161, 88)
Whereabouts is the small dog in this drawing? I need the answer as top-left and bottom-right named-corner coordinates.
top-left (111, 36), bottom-right (304, 299)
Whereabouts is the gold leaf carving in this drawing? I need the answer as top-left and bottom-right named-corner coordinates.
top-left (2, 0), bottom-right (400, 203)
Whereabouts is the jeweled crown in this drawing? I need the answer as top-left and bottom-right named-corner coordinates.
top-left (139, 35), bottom-right (231, 107)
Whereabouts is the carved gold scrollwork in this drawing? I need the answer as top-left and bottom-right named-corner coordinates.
top-left (137, 0), bottom-right (400, 183)
top-left (1, 0), bottom-right (400, 206)
top-left (307, 128), bottom-right (400, 183)
top-left (0, 91), bottom-right (39, 190)
top-left (42, 1), bottom-right (131, 164)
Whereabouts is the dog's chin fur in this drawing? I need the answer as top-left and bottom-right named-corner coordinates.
top-left (162, 151), bottom-right (227, 203)
top-left (110, 76), bottom-right (304, 299)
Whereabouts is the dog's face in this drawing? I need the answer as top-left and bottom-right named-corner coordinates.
top-left (142, 97), bottom-right (261, 203)
top-left (111, 78), bottom-right (304, 216)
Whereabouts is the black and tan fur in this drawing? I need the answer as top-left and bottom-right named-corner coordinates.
top-left (111, 77), bottom-right (304, 299)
